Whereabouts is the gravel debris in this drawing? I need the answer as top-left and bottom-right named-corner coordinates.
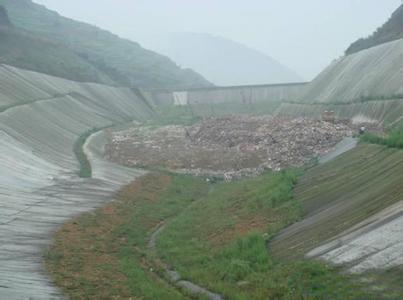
top-left (105, 116), bottom-right (353, 179)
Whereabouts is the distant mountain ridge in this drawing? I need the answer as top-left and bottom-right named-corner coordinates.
top-left (138, 32), bottom-right (302, 86)
top-left (346, 4), bottom-right (403, 55)
top-left (0, 0), bottom-right (211, 88)
top-left (0, 5), bottom-right (11, 26)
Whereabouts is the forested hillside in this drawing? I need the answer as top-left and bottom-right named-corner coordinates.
top-left (0, 0), bottom-right (211, 88)
top-left (346, 4), bottom-right (403, 55)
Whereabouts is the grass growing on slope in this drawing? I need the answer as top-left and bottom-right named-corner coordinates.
top-left (360, 130), bottom-right (403, 149)
top-left (157, 170), bottom-right (373, 299)
top-left (271, 144), bottom-right (403, 260)
top-left (269, 144), bottom-right (403, 299)
top-left (45, 170), bottom-right (377, 299)
top-left (73, 129), bottom-right (99, 178)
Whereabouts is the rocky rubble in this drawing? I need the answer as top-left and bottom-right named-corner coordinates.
top-left (105, 116), bottom-right (353, 179)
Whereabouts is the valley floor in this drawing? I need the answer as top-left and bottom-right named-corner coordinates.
top-left (45, 144), bottom-right (401, 298)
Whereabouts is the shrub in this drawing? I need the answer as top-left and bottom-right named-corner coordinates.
top-left (74, 128), bottom-right (100, 178)
top-left (361, 130), bottom-right (403, 149)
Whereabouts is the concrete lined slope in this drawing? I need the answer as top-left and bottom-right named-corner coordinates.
top-left (270, 144), bottom-right (403, 273)
top-left (308, 201), bottom-right (403, 273)
top-left (298, 39), bottom-right (403, 104)
top-left (276, 39), bottom-right (403, 125)
top-left (277, 99), bottom-right (403, 127)
top-left (0, 64), bottom-right (148, 113)
top-left (0, 64), bottom-right (77, 109)
top-left (143, 83), bottom-right (307, 115)
top-left (186, 83), bottom-right (307, 105)
top-left (0, 64), bottom-right (151, 299)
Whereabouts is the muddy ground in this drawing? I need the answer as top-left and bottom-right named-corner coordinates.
top-left (105, 116), bottom-right (354, 179)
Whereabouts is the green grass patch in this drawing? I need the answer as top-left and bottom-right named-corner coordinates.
top-left (46, 170), bottom-right (383, 299)
top-left (113, 174), bottom-right (210, 298)
top-left (157, 170), bottom-right (375, 299)
top-left (360, 130), bottom-right (403, 149)
top-left (73, 128), bottom-right (100, 178)
top-left (271, 144), bottom-right (403, 261)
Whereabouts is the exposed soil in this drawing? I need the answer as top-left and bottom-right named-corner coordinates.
top-left (44, 174), bottom-right (178, 299)
top-left (208, 215), bottom-right (269, 247)
top-left (44, 200), bottom-right (133, 299)
top-left (105, 116), bottom-right (353, 179)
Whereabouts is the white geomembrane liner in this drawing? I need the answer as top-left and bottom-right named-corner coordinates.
top-left (308, 201), bottom-right (403, 273)
top-left (0, 64), bottom-right (152, 299)
top-left (299, 39), bottom-right (403, 104)
top-left (276, 39), bottom-right (403, 125)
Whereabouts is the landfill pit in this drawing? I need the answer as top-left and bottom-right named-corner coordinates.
top-left (104, 116), bottom-right (357, 179)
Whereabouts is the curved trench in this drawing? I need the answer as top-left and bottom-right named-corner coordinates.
top-left (147, 222), bottom-right (223, 300)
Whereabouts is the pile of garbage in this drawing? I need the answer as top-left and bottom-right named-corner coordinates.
top-left (105, 116), bottom-right (353, 179)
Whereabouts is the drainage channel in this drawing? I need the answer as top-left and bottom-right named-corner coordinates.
top-left (148, 222), bottom-right (224, 300)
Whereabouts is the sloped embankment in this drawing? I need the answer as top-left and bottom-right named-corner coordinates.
top-left (270, 144), bottom-right (403, 278)
top-left (0, 64), bottom-right (153, 299)
top-left (143, 82), bottom-right (307, 116)
top-left (276, 38), bottom-right (403, 127)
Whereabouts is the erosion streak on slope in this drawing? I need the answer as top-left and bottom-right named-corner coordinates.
top-left (0, 65), bottom-right (153, 299)
top-left (270, 144), bottom-right (403, 273)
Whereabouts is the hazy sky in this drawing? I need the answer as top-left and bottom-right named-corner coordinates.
top-left (33, 0), bottom-right (401, 80)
